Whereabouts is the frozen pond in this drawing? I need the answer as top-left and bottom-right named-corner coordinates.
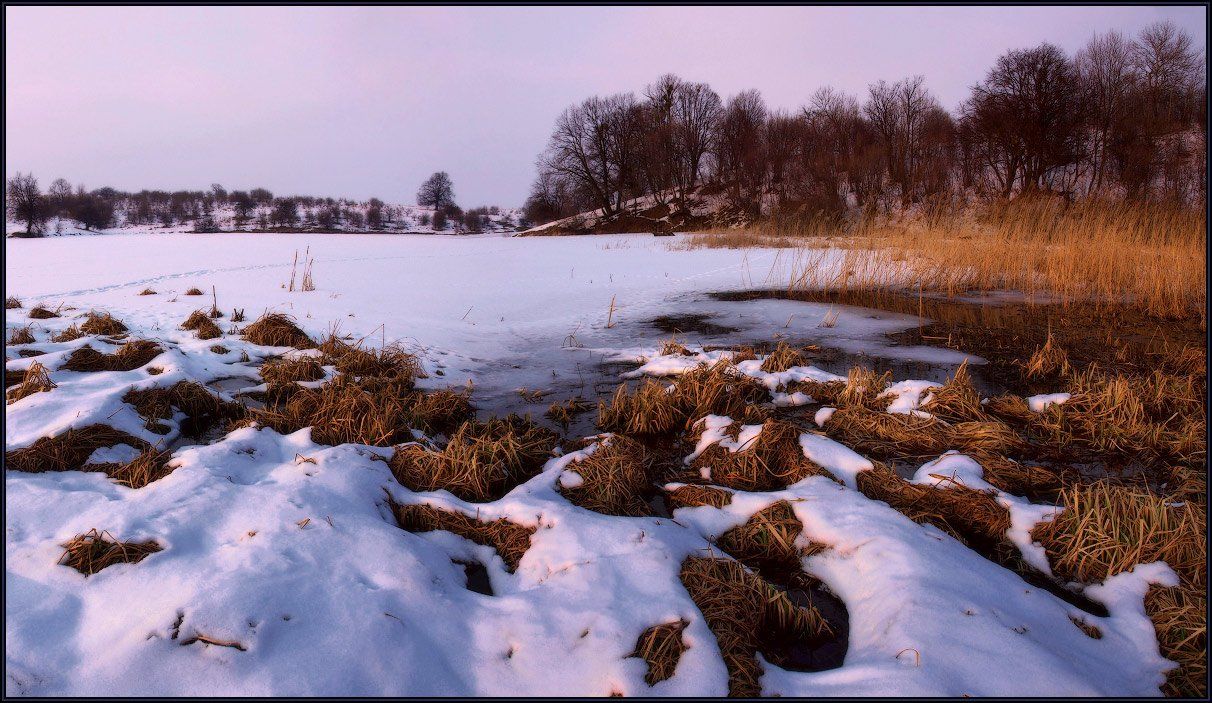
top-left (5, 231), bottom-right (978, 431)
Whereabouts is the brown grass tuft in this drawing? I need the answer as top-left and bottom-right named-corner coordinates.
top-left (759, 342), bottom-right (811, 373)
top-left (51, 324), bottom-right (85, 343)
top-left (61, 340), bottom-right (163, 372)
top-left (181, 310), bottom-right (223, 340)
top-left (7, 325), bottom-right (35, 345)
top-left (5, 425), bottom-right (149, 474)
top-left (545, 396), bottom-right (593, 426)
top-left (658, 338), bottom-right (693, 356)
top-left (318, 335), bottom-right (419, 381)
top-left (390, 416), bottom-right (558, 501)
top-left (630, 620), bottom-right (688, 685)
top-left (123, 381), bottom-right (246, 438)
top-left (259, 356), bottom-right (325, 384)
top-left (598, 363), bottom-right (769, 436)
top-left (665, 484), bottom-right (734, 510)
top-left (856, 463), bottom-right (1012, 549)
top-left (1032, 482), bottom-right (1206, 697)
top-left (80, 311), bottom-right (128, 336)
top-left (209, 344), bottom-right (230, 354)
top-left (5, 295), bottom-right (21, 309)
top-left (242, 313), bottom-right (314, 349)
top-left (1023, 333), bottom-right (1072, 379)
top-left (6, 361), bottom-right (56, 404)
top-left (559, 434), bottom-right (656, 516)
top-left (693, 420), bottom-right (836, 492)
top-left (679, 556), bottom-right (833, 697)
top-left (823, 406), bottom-right (1022, 460)
top-left (27, 306), bottom-right (60, 319)
top-left (390, 501), bottom-right (534, 572)
top-left (104, 449), bottom-right (175, 489)
top-left (58, 528), bottom-right (162, 575)
top-left (138, 288), bottom-right (156, 296)
top-left (919, 360), bottom-right (986, 423)
top-left (184, 287), bottom-right (204, 296)
top-left (716, 501), bottom-right (828, 578)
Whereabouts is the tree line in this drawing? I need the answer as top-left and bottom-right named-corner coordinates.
top-left (525, 21), bottom-right (1206, 226)
top-left (6, 171), bottom-right (517, 235)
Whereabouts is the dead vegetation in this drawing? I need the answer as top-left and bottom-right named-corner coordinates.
top-left (5, 295), bottom-right (21, 309)
top-left (390, 416), bottom-right (558, 502)
top-left (390, 501), bottom-right (534, 572)
top-left (123, 381), bottom-right (246, 438)
top-left (691, 420), bottom-right (836, 492)
top-left (7, 325), bottom-right (35, 345)
top-left (58, 529), bottom-right (162, 575)
top-left (822, 407), bottom-right (1021, 461)
top-left (27, 306), bottom-right (60, 319)
top-left (51, 324), bottom-right (84, 342)
top-left (856, 463), bottom-right (1012, 551)
top-left (4, 424), bottom-right (149, 474)
top-left (630, 620), bottom-right (688, 685)
top-left (545, 396), bottom-right (593, 426)
top-left (789, 366), bottom-right (892, 409)
top-left (716, 501), bottom-right (828, 579)
top-left (259, 356), bottom-right (325, 384)
top-left (103, 449), bottom-right (175, 489)
top-left (1032, 482), bottom-right (1206, 697)
top-left (664, 484), bottom-right (733, 510)
top-left (181, 310), bottom-right (222, 340)
top-left (680, 556), bottom-right (834, 697)
top-left (61, 340), bottom-right (163, 372)
top-left (559, 434), bottom-right (656, 516)
top-left (184, 287), bottom-right (204, 296)
top-left (6, 361), bottom-right (56, 404)
top-left (598, 363), bottom-right (769, 435)
top-left (242, 313), bottom-right (314, 348)
top-left (759, 341), bottom-right (814, 373)
top-left (138, 288), bottom-right (156, 296)
top-left (80, 311), bottom-right (128, 336)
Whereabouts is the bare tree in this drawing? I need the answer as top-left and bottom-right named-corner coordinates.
top-left (1076, 30), bottom-right (1136, 196)
top-left (716, 90), bottom-right (768, 215)
top-left (416, 172), bottom-right (456, 210)
top-left (6, 173), bottom-right (48, 235)
top-left (961, 44), bottom-right (1084, 197)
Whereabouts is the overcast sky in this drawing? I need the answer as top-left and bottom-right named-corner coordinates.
top-left (5, 5), bottom-right (1206, 207)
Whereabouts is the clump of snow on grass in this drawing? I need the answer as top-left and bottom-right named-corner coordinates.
top-left (1027, 392), bottom-right (1071, 412)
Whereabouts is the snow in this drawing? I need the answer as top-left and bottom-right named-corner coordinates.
top-left (1028, 392), bottom-right (1071, 412)
top-left (4, 231), bottom-right (1180, 695)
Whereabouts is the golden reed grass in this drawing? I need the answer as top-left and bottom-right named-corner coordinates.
top-left (684, 199), bottom-right (1205, 320)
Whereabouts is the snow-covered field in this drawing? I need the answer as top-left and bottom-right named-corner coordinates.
top-left (4, 232), bottom-right (1178, 696)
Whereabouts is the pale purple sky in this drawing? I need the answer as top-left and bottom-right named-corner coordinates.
top-left (5, 5), bottom-right (1206, 207)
